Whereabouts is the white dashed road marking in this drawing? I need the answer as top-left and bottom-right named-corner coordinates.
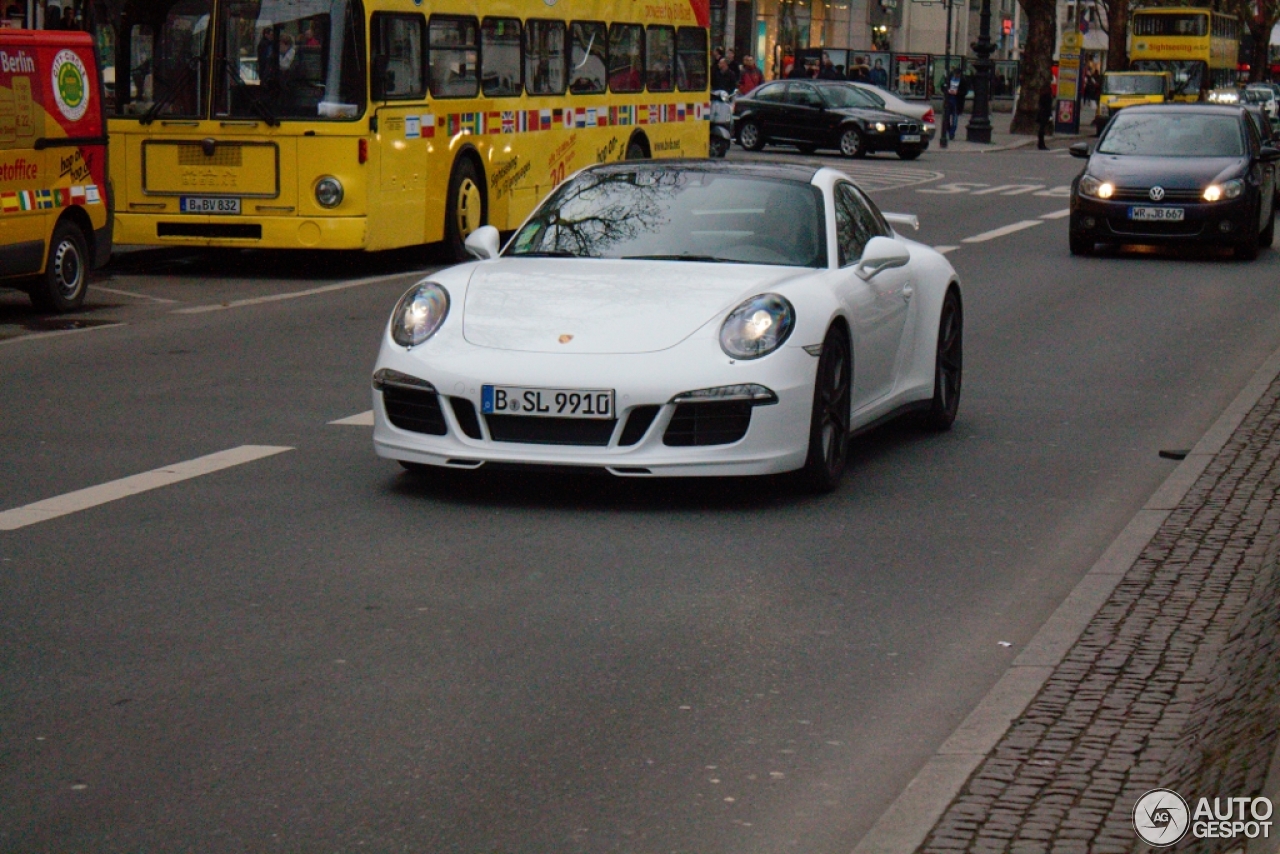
top-left (90, 285), bottom-right (179, 304)
top-left (932, 245), bottom-right (960, 255)
top-left (961, 220), bottom-right (1045, 243)
top-left (174, 272), bottom-right (418, 315)
top-left (1040, 208), bottom-right (1072, 220)
top-left (0, 445), bottom-right (293, 531)
top-left (330, 411), bottom-right (374, 426)
top-left (970, 184), bottom-right (1045, 196)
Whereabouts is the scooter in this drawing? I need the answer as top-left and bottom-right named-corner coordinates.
top-left (709, 90), bottom-right (734, 158)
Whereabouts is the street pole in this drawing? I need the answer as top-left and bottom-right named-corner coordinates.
top-left (966, 0), bottom-right (995, 143)
top-left (940, 0), bottom-right (952, 148)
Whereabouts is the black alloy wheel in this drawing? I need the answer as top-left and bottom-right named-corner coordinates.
top-left (1068, 215), bottom-right (1094, 256)
top-left (1236, 205), bottom-right (1261, 261)
top-left (625, 139), bottom-right (649, 160)
top-left (738, 119), bottom-right (765, 151)
top-left (798, 326), bottom-right (851, 493)
top-left (923, 288), bottom-right (963, 431)
top-left (839, 127), bottom-right (866, 158)
top-left (30, 220), bottom-right (89, 312)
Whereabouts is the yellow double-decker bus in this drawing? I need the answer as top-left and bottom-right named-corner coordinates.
top-left (92, 0), bottom-right (710, 257)
top-left (1128, 7), bottom-right (1240, 102)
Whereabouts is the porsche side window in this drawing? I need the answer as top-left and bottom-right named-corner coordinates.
top-left (835, 184), bottom-right (877, 266)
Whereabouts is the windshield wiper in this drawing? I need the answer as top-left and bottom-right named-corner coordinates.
top-left (219, 56), bottom-right (279, 127)
top-left (140, 55), bottom-right (202, 125)
top-left (620, 253), bottom-right (736, 263)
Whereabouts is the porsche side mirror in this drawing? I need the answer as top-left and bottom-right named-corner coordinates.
top-left (1069, 141), bottom-right (1091, 158)
top-left (464, 225), bottom-right (501, 261)
top-left (856, 236), bottom-right (911, 280)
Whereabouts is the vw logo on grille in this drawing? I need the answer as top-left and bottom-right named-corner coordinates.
top-left (1149, 186), bottom-right (1166, 201)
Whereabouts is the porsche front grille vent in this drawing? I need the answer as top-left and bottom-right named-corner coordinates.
top-left (663, 401), bottom-right (752, 447)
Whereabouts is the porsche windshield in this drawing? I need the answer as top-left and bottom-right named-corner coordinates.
top-left (1097, 113), bottom-right (1244, 157)
top-left (508, 171), bottom-right (826, 267)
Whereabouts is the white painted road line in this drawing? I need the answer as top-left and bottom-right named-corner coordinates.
top-left (0, 324), bottom-right (127, 347)
top-left (850, 339), bottom-right (1280, 854)
top-left (932, 245), bottom-right (960, 255)
top-left (329, 410), bottom-right (374, 426)
top-left (961, 220), bottom-right (1044, 243)
top-left (0, 445), bottom-right (293, 531)
top-left (173, 272), bottom-right (419, 315)
top-left (90, 285), bottom-right (179, 304)
top-left (1040, 208), bottom-right (1072, 219)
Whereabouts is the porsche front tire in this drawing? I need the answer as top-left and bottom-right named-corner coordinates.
top-left (798, 326), bottom-right (851, 493)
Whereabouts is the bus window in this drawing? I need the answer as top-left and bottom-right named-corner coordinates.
top-left (675, 26), bottom-right (706, 91)
top-left (569, 20), bottom-right (606, 95)
top-left (428, 15), bottom-right (477, 98)
top-left (211, 0), bottom-right (364, 120)
top-left (118, 0), bottom-right (207, 117)
top-left (607, 23), bottom-right (643, 93)
top-left (646, 25), bottom-right (673, 92)
top-left (481, 17), bottom-right (522, 98)
top-left (1132, 13), bottom-right (1207, 37)
top-left (525, 19), bottom-right (565, 96)
top-left (371, 14), bottom-right (425, 99)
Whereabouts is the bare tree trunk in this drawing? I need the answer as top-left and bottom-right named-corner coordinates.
top-left (1009, 0), bottom-right (1056, 134)
top-left (1105, 0), bottom-right (1127, 71)
top-left (1249, 20), bottom-right (1269, 82)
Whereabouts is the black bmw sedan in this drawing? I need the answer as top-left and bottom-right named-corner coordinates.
top-left (1069, 104), bottom-right (1279, 260)
top-left (733, 80), bottom-right (928, 160)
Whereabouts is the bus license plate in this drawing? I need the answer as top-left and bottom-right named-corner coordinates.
top-left (901, 133), bottom-right (921, 143)
top-left (1129, 206), bottom-right (1184, 222)
top-left (482, 385), bottom-right (615, 419)
top-left (180, 196), bottom-right (242, 214)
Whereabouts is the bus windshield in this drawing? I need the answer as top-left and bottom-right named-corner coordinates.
top-left (1132, 13), bottom-right (1208, 37)
top-left (1102, 74), bottom-right (1167, 96)
top-left (114, 0), bottom-right (365, 120)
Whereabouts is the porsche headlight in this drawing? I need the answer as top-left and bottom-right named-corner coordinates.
top-left (1204, 179), bottom-right (1243, 201)
top-left (719, 294), bottom-right (795, 360)
top-left (1079, 175), bottom-right (1113, 199)
top-left (390, 281), bottom-right (450, 347)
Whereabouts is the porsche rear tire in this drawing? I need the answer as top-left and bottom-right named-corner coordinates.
top-left (797, 326), bottom-right (851, 493)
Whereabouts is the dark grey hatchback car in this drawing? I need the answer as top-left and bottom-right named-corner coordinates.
top-left (733, 80), bottom-right (928, 160)
top-left (1069, 104), bottom-right (1279, 260)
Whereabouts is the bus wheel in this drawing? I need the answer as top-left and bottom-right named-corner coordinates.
top-left (30, 220), bottom-right (89, 313)
top-left (445, 158), bottom-right (485, 261)
top-left (625, 138), bottom-right (648, 160)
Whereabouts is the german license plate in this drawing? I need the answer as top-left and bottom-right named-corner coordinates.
top-left (481, 385), bottom-right (615, 419)
top-left (901, 133), bottom-right (921, 143)
top-left (1129, 206), bottom-right (1184, 221)
top-left (180, 196), bottom-right (242, 214)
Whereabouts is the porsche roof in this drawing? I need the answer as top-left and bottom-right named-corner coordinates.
top-left (585, 158), bottom-right (822, 184)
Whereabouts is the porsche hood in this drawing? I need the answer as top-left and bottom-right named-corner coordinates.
top-left (461, 258), bottom-right (808, 354)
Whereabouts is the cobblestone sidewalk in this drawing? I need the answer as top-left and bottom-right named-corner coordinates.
top-left (919, 375), bottom-right (1280, 853)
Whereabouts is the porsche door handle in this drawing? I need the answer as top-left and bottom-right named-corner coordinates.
top-left (902, 285), bottom-right (914, 300)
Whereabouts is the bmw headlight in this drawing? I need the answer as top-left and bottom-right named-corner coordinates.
top-left (315, 176), bottom-right (344, 208)
top-left (1204, 179), bottom-right (1244, 201)
top-left (719, 294), bottom-right (795, 360)
top-left (1079, 175), bottom-right (1114, 199)
top-left (874, 122), bottom-right (887, 133)
top-left (390, 281), bottom-right (450, 347)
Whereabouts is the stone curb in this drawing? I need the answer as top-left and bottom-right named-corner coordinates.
top-left (850, 342), bottom-right (1280, 854)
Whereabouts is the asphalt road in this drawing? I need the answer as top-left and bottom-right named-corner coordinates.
top-left (3, 145), bottom-right (1280, 853)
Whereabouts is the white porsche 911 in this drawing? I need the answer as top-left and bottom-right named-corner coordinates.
top-left (371, 160), bottom-right (962, 492)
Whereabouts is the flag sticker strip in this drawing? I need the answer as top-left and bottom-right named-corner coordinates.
top-left (1, 185), bottom-right (100, 215)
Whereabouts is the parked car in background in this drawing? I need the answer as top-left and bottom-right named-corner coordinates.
top-left (734, 80), bottom-right (929, 160)
top-left (1243, 86), bottom-right (1279, 124)
top-left (1069, 104), bottom-right (1278, 260)
top-left (841, 81), bottom-right (936, 140)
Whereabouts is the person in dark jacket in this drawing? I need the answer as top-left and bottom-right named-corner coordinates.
top-left (1036, 83), bottom-right (1053, 150)
top-left (711, 57), bottom-right (737, 93)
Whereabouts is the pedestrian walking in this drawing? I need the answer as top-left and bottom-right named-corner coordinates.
top-left (737, 55), bottom-right (763, 96)
top-left (1037, 82), bottom-right (1053, 150)
top-left (944, 68), bottom-right (963, 140)
top-left (711, 56), bottom-right (737, 93)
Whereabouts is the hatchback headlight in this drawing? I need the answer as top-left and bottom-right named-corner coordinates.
top-left (719, 294), bottom-right (795, 360)
top-left (390, 281), bottom-right (450, 347)
top-left (1203, 179), bottom-right (1244, 202)
top-left (1079, 175), bottom-right (1114, 199)
top-left (315, 176), bottom-right (344, 208)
